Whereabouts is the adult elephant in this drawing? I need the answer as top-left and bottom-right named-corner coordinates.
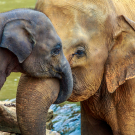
top-left (35, 0), bottom-right (135, 134)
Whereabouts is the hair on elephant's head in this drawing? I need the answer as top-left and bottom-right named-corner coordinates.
top-left (36, 0), bottom-right (135, 102)
top-left (0, 9), bottom-right (73, 103)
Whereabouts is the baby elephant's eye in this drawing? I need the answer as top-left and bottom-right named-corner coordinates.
top-left (51, 44), bottom-right (62, 56)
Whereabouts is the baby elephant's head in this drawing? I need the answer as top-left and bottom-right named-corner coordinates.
top-left (0, 9), bottom-right (73, 103)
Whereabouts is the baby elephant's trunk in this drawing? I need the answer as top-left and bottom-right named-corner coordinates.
top-left (16, 74), bottom-right (60, 135)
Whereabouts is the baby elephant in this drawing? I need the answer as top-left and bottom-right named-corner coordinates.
top-left (0, 9), bottom-right (73, 103)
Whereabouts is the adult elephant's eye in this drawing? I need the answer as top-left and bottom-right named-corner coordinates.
top-left (73, 47), bottom-right (86, 57)
top-left (51, 44), bottom-right (62, 56)
top-left (76, 50), bottom-right (85, 56)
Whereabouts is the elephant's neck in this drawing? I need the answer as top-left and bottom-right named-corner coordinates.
top-left (81, 78), bottom-right (110, 120)
top-left (0, 48), bottom-right (23, 89)
top-left (0, 48), bottom-right (23, 74)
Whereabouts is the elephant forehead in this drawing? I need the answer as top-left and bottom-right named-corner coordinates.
top-left (37, 26), bottom-right (60, 44)
top-left (38, 0), bottom-right (110, 16)
top-left (36, 1), bottom-right (111, 45)
top-left (37, 0), bottom-right (110, 31)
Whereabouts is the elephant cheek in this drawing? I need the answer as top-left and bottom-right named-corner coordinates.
top-left (67, 73), bottom-right (101, 102)
top-left (16, 74), bottom-right (60, 135)
top-left (67, 89), bottom-right (93, 102)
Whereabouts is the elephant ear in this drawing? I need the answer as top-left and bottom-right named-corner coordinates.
top-left (0, 20), bottom-right (36, 63)
top-left (106, 15), bottom-right (135, 93)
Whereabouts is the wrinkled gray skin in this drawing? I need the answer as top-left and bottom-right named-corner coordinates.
top-left (0, 9), bottom-right (73, 104)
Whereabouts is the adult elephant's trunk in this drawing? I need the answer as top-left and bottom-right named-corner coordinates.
top-left (16, 74), bottom-right (60, 135)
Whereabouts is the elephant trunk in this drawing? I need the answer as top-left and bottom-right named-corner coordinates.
top-left (54, 55), bottom-right (73, 104)
top-left (16, 74), bottom-right (60, 135)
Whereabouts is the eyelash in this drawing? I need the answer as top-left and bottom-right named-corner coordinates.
top-left (72, 49), bottom-right (85, 57)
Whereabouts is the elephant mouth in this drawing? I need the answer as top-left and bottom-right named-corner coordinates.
top-left (49, 64), bottom-right (73, 104)
top-left (49, 67), bottom-right (62, 79)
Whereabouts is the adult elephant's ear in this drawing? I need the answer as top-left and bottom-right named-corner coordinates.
top-left (106, 15), bottom-right (135, 93)
top-left (0, 20), bottom-right (36, 63)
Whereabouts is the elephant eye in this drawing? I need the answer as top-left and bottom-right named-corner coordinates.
top-left (51, 43), bottom-right (62, 56)
top-left (76, 50), bottom-right (85, 55)
top-left (73, 47), bottom-right (85, 57)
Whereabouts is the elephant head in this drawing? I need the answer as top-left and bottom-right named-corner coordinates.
top-left (0, 9), bottom-right (74, 135)
top-left (0, 9), bottom-right (73, 104)
top-left (35, 0), bottom-right (135, 101)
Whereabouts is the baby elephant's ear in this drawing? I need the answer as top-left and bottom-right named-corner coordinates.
top-left (0, 20), bottom-right (36, 63)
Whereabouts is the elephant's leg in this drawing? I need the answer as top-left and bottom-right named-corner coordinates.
top-left (16, 74), bottom-right (60, 135)
top-left (81, 102), bottom-right (113, 135)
